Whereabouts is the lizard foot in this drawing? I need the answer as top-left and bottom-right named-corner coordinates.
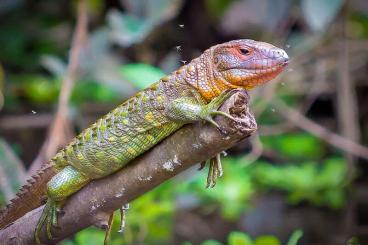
top-left (35, 199), bottom-right (63, 245)
top-left (103, 203), bottom-right (130, 245)
top-left (203, 90), bottom-right (239, 133)
top-left (118, 203), bottom-right (130, 233)
top-left (199, 153), bottom-right (224, 188)
top-left (103, 212), bottom-right (114, 245)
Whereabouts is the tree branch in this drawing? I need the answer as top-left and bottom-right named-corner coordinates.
top-left (274, 99), bottom-right (368, 160)
top-left (0, 90), bottom-right (257, 244)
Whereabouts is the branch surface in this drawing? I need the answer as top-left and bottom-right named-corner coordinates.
top-left (0, 90), bottom-right (257, 244)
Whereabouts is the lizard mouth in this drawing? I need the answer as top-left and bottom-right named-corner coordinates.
top-left (219, 62), bottom-right (287, 87)
top-left (220, 62), bottom-right (287, 73)
top-left (219, 56), bottom-right (289, 73)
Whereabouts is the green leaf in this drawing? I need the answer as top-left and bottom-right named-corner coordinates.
top-left (122, 181), bottom-right (175, 243)
top-left (107, 10), bottom-right (150, 47)
top-left (254, 235), bottom-right (280, 245)
top-left (21, 75), bottom-right (60, 104)
top-left (228, 231), bottom-right (253, 245)
top-left (72, 81), bottom-right (120, 103)
top-left (179, 160), bottom-right (254, 220)
top-left (108, 0), bottom-right (183, 47)
top-left (201, 240), bottom-right (223, 245)
top-left (287, 229), bottom-right (303, 245)
top-left (261, 133), bottom-right (324, 159)
top-left (145, 0), bottom-right (184, 23)
top-left (121, 0), bottom-right (183, 23)
top-left (205, 0), bottom-right (233, 19)
top-left (59, 239), bottom-right (75, 245)
top-left (120, 63), bottom-right (166, 89)
top-left (301, 0), bottom-right (343, 31)
top-left (250, 158), bottom-right (348, 208)
top-left (347, 237), bottom-right (361, 245)
top-left (74, 227), bottom-right (105, 245)
top-left (0, 138), bottom-right (26, 202)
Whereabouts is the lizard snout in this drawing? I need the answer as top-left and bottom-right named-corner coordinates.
top-left (270, 48), bottom-right (289, 66)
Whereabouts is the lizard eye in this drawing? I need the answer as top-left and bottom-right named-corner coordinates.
top-left (239, 48), bottom-right (250, 55)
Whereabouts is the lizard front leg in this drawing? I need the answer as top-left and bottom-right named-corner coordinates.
top-left (35, 166), bottom-right (90, 244)
top-left (166, 90), bottom-right (237, 131)
top-left (166, 90), bottom-right (237, 187)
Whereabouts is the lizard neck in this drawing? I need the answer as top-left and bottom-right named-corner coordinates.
top-left (182, 49), bottom-right (239, 102)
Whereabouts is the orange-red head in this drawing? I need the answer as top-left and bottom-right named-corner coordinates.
top-left (212, 39), bottom-right (288, 90)
top-left (183, 39), bottom-right (288, 101)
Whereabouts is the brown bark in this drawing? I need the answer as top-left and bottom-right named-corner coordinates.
top-left (0, 89), bottom-right (257, 244)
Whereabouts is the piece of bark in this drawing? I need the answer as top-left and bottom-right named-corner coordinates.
top-left (0, 89), bottom-right (257, 244)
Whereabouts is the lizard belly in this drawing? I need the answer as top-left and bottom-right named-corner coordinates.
top-left (68, 121), bottom-right (183, 178)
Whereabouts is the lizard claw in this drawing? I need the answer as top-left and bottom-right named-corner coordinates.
top-left (198, 161), bottom-right (207, 171)
top-left (218, 126), bottom-right (229, 135)
top-left (200, 154), bottom-right (224, 188)
top-left (35, 199), bottom-right (61, 244)
top-left (103, 213), bottom-right (114, 245)
top-left (57, 209), bottom-right (65, 216)
top-left (118, 203), bottom-right (130, 233)
top-left (210, 110), bottom-right (237, 122)
top-left (203, 116), bottom-right (231, 135)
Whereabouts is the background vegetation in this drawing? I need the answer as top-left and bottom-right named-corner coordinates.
top-left (0, 0), bottom-right (368, 244)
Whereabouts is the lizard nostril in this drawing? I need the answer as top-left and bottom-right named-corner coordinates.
top-left (273, 49), bottom-right (288, 64)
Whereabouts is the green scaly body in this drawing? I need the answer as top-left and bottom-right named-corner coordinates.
top-left (48, 73), bottom-right (202, 196)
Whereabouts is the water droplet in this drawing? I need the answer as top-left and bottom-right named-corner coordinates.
top-left (31, 110), bottom-right (37, 114)
top-left (271, 108), bottom-right (276, 112)
top-left (179, 24), bottom-right (184, 28)
top-left (285, 44), bottom-right (291, 49)
top-left (175, 46), bottom-right (182, 52)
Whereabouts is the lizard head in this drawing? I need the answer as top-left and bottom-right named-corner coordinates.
top-left (212, 39), bottom-right (288, 89)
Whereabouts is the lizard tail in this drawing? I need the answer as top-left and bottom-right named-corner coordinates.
top-left (0, 164), bottom-right (56, 229)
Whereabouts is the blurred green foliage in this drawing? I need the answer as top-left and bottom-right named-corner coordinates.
top-left (62, 227), bottom-right (303, 245)
top-left (120, 63), bottom-right (166, 89)
top-left (58, 154), bottom-right (345, 244)
top-left (204, 0), bottom-right (233, 20)
top-left (261, 133), bottom-right (325, 160)
top-left (188, 229), bottom-right (303, 245)
top-left (4, 62), bottom-right (164, 108)
top-left (251, 158), bottom-right (347, 208)
top-left (6, 75), bottom-right (121, 106)
top-left (0, 138), bottom-right (26, 203)
top-left (178, 160), bottom-right (253, 220)
top-left (347, 237), bottom-right (361, 245)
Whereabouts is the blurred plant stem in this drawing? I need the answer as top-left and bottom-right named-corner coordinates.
top-left (337, 3), bottom-right (359, 241)
top-left (273, 98), bottom-right (368, 161)
top-left (336, 3), bottom-right (360, 177)
top-left (28, 0), bottom-right (88, 176)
